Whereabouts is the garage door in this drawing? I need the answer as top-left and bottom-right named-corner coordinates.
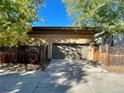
top-left (52, 43), bottom-right (89, 60)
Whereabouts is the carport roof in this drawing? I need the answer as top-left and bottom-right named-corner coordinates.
top-left (29, 27), bottom-right (95, 34)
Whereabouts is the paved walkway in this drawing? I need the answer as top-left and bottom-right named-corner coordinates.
top-left (0, 59), bottom-right (124, 93)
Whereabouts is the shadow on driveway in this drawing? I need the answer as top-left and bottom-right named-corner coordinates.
top-left (0, 59), bottom-right (124, 93)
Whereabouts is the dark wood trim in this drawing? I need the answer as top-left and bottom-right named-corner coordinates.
top-left (52, 43), bottom-right (89, 46)
top-left (28, 27), bottom-right (95, 35)
top-left (32, 26), bottom-right (95, 30)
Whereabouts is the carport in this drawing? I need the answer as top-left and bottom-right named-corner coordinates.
top-left (29, 27), bottom-right (95, 60)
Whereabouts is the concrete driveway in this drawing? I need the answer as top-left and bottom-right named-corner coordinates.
top-left (0, 59), bottom-right (124, 93)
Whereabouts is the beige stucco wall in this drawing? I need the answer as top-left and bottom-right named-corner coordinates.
top-left (29, 34), bottom-right (94, 59)
top-left (30, 34), bottom-right (93, 44)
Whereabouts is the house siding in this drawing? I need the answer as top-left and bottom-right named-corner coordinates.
top-left (29, 33), bottom-right (93, 60)
top-left (29, 34), bottom-right (92, 44)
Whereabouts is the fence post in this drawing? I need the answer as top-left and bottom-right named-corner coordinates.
top-left (93, 47), bottom-right (95, 62)
top-left (106, 45), bottom-right (109, 66)
top-left (99, 45), bottom-right (102, 64)
top-left (89, 46), bottom-right (92, 61)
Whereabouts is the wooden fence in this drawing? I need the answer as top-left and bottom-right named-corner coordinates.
top-left (90, 45), bottom-right (124, 66)
top-left (0, 45), bottom-right (48, 64)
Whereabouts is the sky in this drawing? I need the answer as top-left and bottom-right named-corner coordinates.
top-left (33, 0), bottom-right (72, 27)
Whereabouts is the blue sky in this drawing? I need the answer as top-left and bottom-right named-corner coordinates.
top-left (33, 0), bottom-right (72, 27)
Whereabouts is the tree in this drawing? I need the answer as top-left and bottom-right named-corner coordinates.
top-left (0, 0), bottom-right (44, 46)
top-left (63, 0), bottom-right (124, 35)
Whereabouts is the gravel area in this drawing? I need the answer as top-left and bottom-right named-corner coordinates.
top-left (0, 63), bottom-right (42, 73)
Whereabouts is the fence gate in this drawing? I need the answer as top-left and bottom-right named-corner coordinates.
top-left (17, 46), bottom-right (40, 64)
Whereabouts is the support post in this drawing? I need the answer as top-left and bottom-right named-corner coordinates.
top-left (93, 47), bottom-right (95, 62)
top-left (99, 45), bottom-right (102, 64)
top-left (106, 45), bottom-right (109, 66)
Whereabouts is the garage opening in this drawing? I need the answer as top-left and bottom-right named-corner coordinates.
top-left (52, 43), bottom-right (89, 60)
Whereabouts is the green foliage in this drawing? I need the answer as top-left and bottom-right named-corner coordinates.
top-left (0, 0), bottom-right (44, 46)
top-left (63, 0), bottom-right (124, 35)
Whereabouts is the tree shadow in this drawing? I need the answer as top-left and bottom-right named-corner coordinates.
top-left (0, 70), bottom-right (43, 93)
top-left (52, 44), bottom-right (89, 60)
top-left (0, 59), bottom-right (98, 93)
